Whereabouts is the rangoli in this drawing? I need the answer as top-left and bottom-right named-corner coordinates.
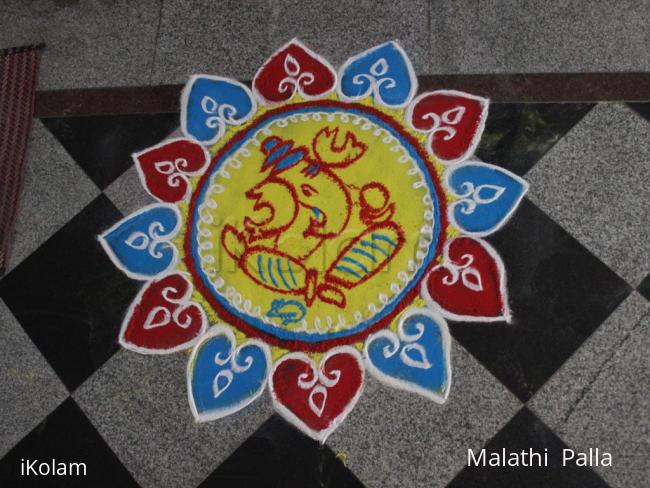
top-left (99, 40), bottom-right (528, 442)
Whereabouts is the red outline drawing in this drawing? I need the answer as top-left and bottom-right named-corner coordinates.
top-left (184, 100), bottom-right (448, 352)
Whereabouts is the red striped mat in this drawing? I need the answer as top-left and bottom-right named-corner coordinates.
top-left (0, 44), bottom-right (44, 275)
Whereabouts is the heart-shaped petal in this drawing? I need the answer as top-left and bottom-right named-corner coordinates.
top-left (188, 325), bottom-right (270, 421)
top-left (134, 138), bottom-right (210, 203)
top-left (99, 204), bottom-right (180, 280)
top-left (181, 75), bottom-right (256, 145)
top-left (338, 41), bottom-right (417, 108)
top-left (422, 236), bottom-right (511, 322)
top-left (120, 273), bottom-right (207, 354)
top-left (269, 346), bottom-right (364, 442)
top-left (253, 39), bottom-right (337, 105)
top-left (446, 162), bottom-right (529, 236)
top-left (406, 90), bottom-right (488, 164)
top-left (365, 307), bottom-right (451, 403)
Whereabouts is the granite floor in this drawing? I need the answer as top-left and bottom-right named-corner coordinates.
top-left (0, 0), bottom-right (648, 90)
top-left (0, 100), bottom-right (647, 487)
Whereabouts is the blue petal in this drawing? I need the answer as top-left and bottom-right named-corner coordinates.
top-left (339, 41), bottom-right (416, 107)
top-left (182, 75), bottom-right (256, 144)
top-left (447, 162), bottom-right (529, 236)
top-left (99, 204), bottom-right (180, 280)
top-left (365, 309), bottom-right (450, 401)
top-left (189, 326), bottom-right (269, 420)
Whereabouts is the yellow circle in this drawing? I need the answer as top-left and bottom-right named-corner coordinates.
top-left (193, 107), bottom-right (436, 339)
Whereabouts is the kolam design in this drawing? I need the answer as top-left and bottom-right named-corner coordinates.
top-left (99, 39), bottom-right (528, 442)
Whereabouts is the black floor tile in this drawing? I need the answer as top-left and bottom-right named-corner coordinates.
top-left (199, 415), bottom-right (366, 488)
top-left (626, 102), bottom-right (650, 122)
top-left (0, 398), bottom-right (140, 487)
top-left (447, 408), bottom-right (612, 488)
top-left (0, 195), bottom-right (142, 391)
top-left (637, 272), bottom-right (650, 302)
top-left (42, 113), bottom-right (179, 189)
top-left (449, 199), bottom-right (631, 402)
top-left (476, 103), bottom-right (594, 176)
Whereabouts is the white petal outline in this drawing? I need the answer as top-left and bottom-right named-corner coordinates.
top-left (97, 202), bottom-right (181, 281)
top-left (404, 89), bottom-right (489, 165)
top-left (252, 38), bottom-right (337, 106)
top-left (268, 345), bottom-right (364, 443)
top-left (118, 271), bottom-right (207, 355)
top-left (336, 40), bottom-right (418, 109)
top-left (180, 74), bottom-right (257, 145)
top-left (444, 159), bottom-right (530, 237)
top-left (132, 137), bottom-right (211, 203)
top-left (364, 307), bottom-right (452, 403)
top-left (421, 236), bottom-right (512, 323)
top-left (187, 324), bottom-right (271, 422)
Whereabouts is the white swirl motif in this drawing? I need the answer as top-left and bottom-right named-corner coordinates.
top-left (277, 54), bottom-right (315, 95)
top-left (209, 338), bottom-right (258, 399)
top-left (308, 386), bottom-right (328, 417)
top-left (153, 158), bottom-right (191, 189)
top-left (201, 95), bottom-right (239, 141)
top-left (377, 317), bottom-right (433, 370)
top-left (125, 225), bottom-right (170, 260)
top-left (400, 343), bottom-right (432, 369)
top-left (296, 363), bottom-right (342, 417)
top-left (351, 57), bottom-right (397, 98)
top-left (212, 370), bottom-right (233, 399)
top-left (143, 284), bottom-right (195, 330)
top-left (421, 105), bottom-right (466, 141)
top-left (440, 253), bottom-right (483, 292)
top-left (143, 306), bottom-right (171, 330)
top-left (125, 232), bottom-right (148, 251)
top-left (455, 182), bottom-right (506, 215)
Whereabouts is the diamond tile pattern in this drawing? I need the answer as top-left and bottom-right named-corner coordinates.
top-left (527, 103), bottom-right (650, 286)
top-left (451, 198), bottom-right (631, 402)
top-left (41, 114), bottom-right (178, 190)
top-left (0, 398), bottom-right (140, 487)
top-left (199, 415), bottom-right (365, 488)
top-left (2, 103), bottom-right (644, 487)
top-left (530, 293), bottom-right (650, 488)
top-left (327, 343), bottom-right (521, 488)
top-left (638, 272), bottom-right (650, 301)
top-left (0, 195), bottom-right (142, 391)
top-left (5, 120), bottom-right (99, 272)
top-left (74, 350), bottom-right (274, 488)
top-left (475, 103), bottom-right (594, 176)
top-left (0, 299), bottom-right (68, 458)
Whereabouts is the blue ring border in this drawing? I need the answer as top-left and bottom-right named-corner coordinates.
top-left (190, 104), bottom-right (442, 343)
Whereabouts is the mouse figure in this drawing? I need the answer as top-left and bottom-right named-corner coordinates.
top-left (266, 298), bottom-right (307, 326)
